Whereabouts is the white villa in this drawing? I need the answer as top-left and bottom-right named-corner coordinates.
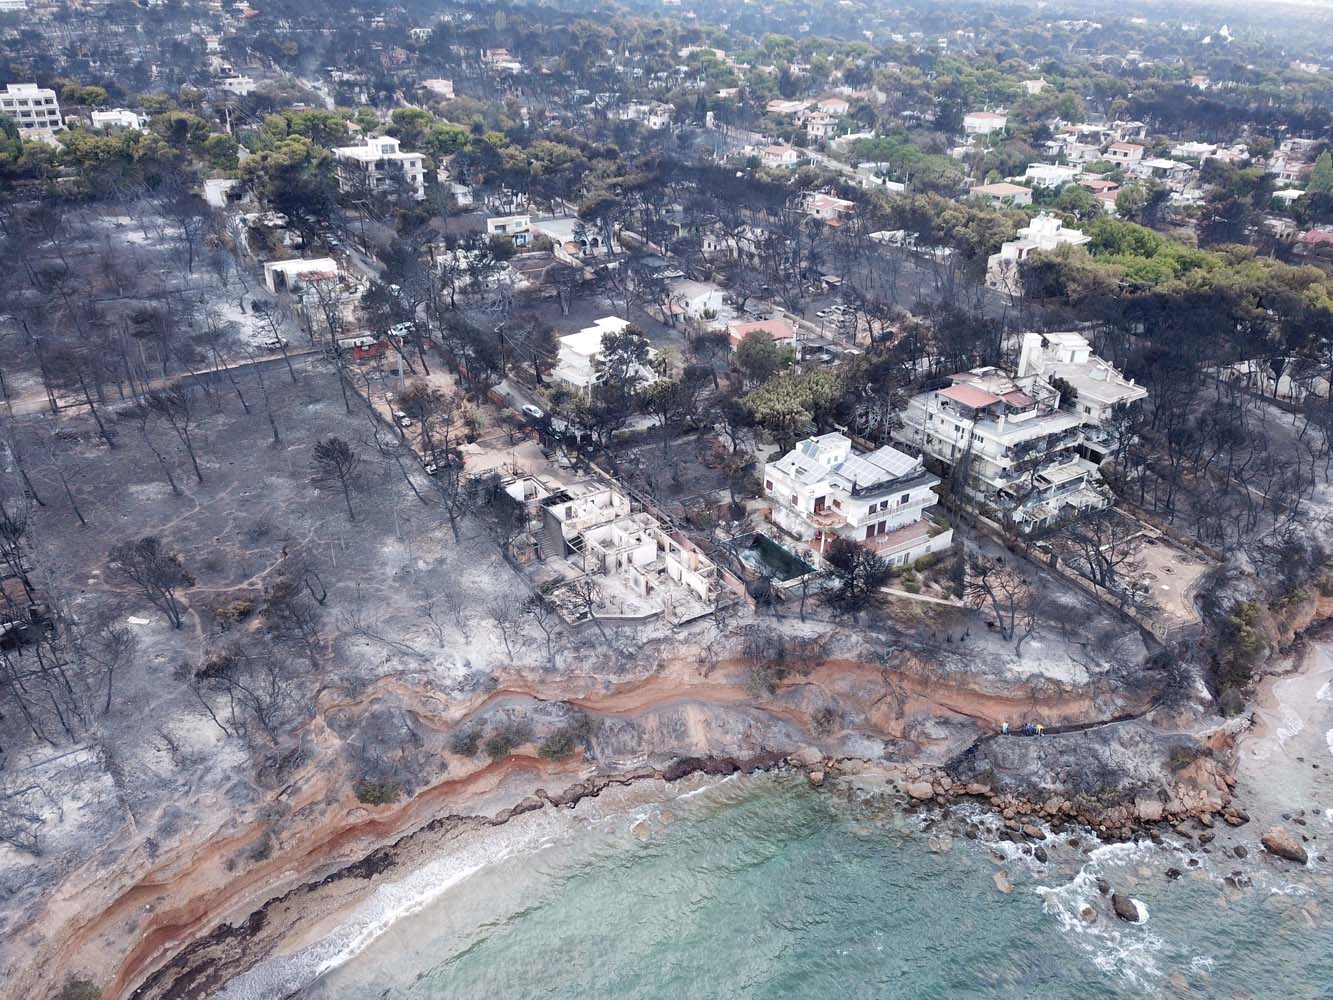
top-left (552, 317), bottom-right (656, 396)
top-left (90, 108), bottom-right (147, 130)
top-left (1016, 332), bottom-right (1148, 462)
top-left (331, 136), bottom-right (426, 200)
top-left (764, 432), bottom-right (953, 567)
top-left (487, 213), bottom-right (532, 246)
top-left (1023, 163), bottom-right (1081, 188)
top-left (761, 144), bottom-right (803, 169)
top-left (963, 110), bottom-right (1007, 135)
top-left (986, 214), bottom-right (1091, 295)
top-left (262, 257), bottom-right (339, 294)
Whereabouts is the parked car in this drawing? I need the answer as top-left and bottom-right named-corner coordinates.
top-left (521, 403), bottom-right (545, 420)
top-left (261, 337), bottom-right (289, 352)
top-left (392, 410), bottom-right (413, 428)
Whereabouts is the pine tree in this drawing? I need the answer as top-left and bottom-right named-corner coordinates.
top-left (1307, 151), bottom-right (1333, 195)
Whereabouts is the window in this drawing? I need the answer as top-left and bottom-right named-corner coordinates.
top-left (900, 493), bottom-right (910, 504)
top-left (832, 499), bottom-right (841, 509)
top-left (764, 480), bottom-right (772, 491)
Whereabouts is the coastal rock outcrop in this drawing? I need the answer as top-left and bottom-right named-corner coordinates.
top-left (1262, 827), bottom-right (1309, 864)
top-left (905, 781), bottom-right (935, 801)
top-left (1111, 893), bottom-right (1144, 923)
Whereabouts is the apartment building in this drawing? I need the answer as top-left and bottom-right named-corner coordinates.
top-left (1015, 332), bottom-right (1147, 462)
top-left (763, 432), bottom-right (953, 567)
top-left (893, 368), bottom-right (1109, 532)
top-left (331, 136), bottom-right (426, 200)
top-left (1, 83), bottom-right (63, 131)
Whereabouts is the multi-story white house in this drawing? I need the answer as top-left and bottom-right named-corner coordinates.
top-left (763, 432), bottom-right (953, 567)
top-left (805, 112), bottom-right (839, 140)
top-left (894, 367), bottom-right (1113, 532)
top-left (486, 213), bottom-right (531, 246)
top-left (331, 136), bottom-right (426, 200)
top-left (1015, 332), bottom-right (1147, 462)
top-left (1023, 163), bottom-right (1081, 189)
top-left (552, 317), bottom-right (656, 397)
top-left (986, 214), bottom-right (1091, 295)
top-left (1105, 142), bottom-right (1145, 165)
top-left (962, 110), bottom-right (1007, 136)
top-left (1, 83), bottom-right (63, 131)
top-left (761, 144), bottom-right (803, 169)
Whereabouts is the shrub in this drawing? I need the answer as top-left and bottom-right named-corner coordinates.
top-left (449, 727), bottom-right (481, 757)
top-left (56, 979), bottom-right (100, 1000)
top-left (1169, 747), bottom-right (1202, 771)
top-left (215, 598), bottom-right (254, 623)
top-left (354, 780), bottom-right (403, 805)
top-left (913, 553), bottom-right (938, 572)
top-left (811, 705), bottom-right (840, 736)
top-left (249, 833), bottom-right (273, 862)
top-left (484, 719), bottom-right (533, 760)
top-left (902, 579), bottom-right (921, 594)
top-left (538, 729), bottom-right (578, 760)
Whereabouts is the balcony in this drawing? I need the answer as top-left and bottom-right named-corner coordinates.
top-left (863, 518), bottom-right (937, 558)
top-left (807, 506), bottom-right (846, 529)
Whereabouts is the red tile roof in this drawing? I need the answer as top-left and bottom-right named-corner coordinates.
top-left (939, 383), bottom-right (1002, 408)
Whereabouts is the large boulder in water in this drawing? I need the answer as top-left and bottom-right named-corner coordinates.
top-left (1262, 827), bottom-right (1308, 864)
top-left (1112, 893), bottom-right (1144, 923)
top-left (905, 781), bottom-right (935, 801)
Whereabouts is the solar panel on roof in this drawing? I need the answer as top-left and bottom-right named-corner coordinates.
top-left (863, 446), bottom-right (918, 478)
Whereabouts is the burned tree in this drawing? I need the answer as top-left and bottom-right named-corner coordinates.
top-left (108, 536), bottom-right (194, 629)
top-left (964, 552), bottom-right (1035, 648)
top-left (819, 537), bottom-right (890, 621)
top-left (145, 386), bottom-right (206, 484)
top-left (311, 437), bottom-right (364, 523)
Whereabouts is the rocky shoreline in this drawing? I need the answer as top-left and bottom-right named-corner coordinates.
top-left (22, 594), bottom-right (1333, 1000)
top-left (127, 751), bottom-right (789, 1000)
top-left (131, 734), bottom-right (1327, 1000)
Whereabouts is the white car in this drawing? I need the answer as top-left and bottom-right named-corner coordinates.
top-left (521, 403), bottom-right (545, 420)
top-left (261, 337), bottom-right (289, 351)
top-left (392, 410), bottom-right (414, 428)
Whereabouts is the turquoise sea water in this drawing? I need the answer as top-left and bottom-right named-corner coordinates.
top-left (295, 774), bottom-right (1333, 1000)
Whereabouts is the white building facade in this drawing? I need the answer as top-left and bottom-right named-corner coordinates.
top-left (332, 136), bottom-right (426, 200)
top-left (552, 317), bottom-right (656, 396)
top-left (1016, 332), bottom-right (1147, 462)
top-left (91, 108), bottom-right (148, 130)
top-left (986, 214), bottom-right (1091, 295)
top-left (893, 365), bottom-right (1124, 532)
top-left (764, 432), bottom-right (953, 567)
top-left (1, 83), bottom-right (63, 131)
